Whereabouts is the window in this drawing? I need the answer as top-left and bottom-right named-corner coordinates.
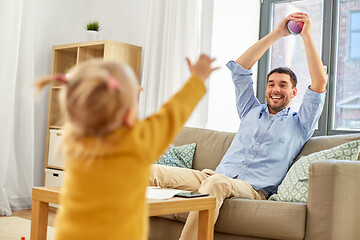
top-left (259, 0), bottom-right (360, 135)
top-left (349, 11), bottom-right (360, 60)
top-left (333, 5), bottom-right (360, 131)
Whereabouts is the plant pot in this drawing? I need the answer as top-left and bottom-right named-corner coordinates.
top-left (85, 30), bottom-right (99, 41)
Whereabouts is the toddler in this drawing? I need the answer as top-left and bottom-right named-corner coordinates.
top-left (35, 54), bottom-right (218, 240)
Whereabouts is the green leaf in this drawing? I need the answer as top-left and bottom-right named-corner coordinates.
top-left (85, 21), bottom-right (101, 31)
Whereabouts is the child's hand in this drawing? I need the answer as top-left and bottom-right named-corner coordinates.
top-left (186, 54), bottom-right (219, 81)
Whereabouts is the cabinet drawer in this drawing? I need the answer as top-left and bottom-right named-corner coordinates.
top-left (45, 168), bottom-right (65, 187)
top-left (45, 168), bottom-right (64, 207)
top-left (48, 129), bottom-right (64, 168)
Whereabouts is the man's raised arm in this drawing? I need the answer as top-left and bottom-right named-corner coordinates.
top-left (296, 12), bottom-right (327, 93)
top-left (236, 15), bottom-right (292, 70)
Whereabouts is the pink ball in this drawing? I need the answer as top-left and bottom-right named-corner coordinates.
top-left (287, 20), bottom-right (304, 35)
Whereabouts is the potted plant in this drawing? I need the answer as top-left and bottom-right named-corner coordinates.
top-left (85, 21), bottom-right (101, 41)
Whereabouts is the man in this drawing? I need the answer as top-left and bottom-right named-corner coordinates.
top-left (150, 12), bottom-right (327, 240)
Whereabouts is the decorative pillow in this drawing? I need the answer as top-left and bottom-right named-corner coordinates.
top-left (155, 143), bottom-right (196, 169)
top-left (269, 139), bottom-right (360, 203)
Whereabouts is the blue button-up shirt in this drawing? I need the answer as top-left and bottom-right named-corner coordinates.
top-left (215, 61), bottom-right (326, 196)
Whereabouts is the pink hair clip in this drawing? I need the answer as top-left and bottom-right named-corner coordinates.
top-left (53, 74), bottom-right (67, 83)
top-left (108, 75), bottom-right (120, 90)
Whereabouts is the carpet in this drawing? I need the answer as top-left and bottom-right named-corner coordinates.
top-left (0, 216), bottom-right (55, 240)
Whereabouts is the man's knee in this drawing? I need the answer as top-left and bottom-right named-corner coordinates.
top-left (149, 164), bottom-right (167, 185)
top-left (199, 174), bottom-right (231, 193)
top-left (150, 164), bottom-right (186, 187)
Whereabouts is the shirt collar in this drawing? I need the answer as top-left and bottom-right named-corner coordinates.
top-left (258, 105), bottom-right (291, 119)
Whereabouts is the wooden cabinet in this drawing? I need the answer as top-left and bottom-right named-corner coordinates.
top-left (44, 40), bottom-right (142, 185)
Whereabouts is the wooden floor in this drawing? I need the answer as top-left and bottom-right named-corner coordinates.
top-left (1, 207), bottom-right (58, 227)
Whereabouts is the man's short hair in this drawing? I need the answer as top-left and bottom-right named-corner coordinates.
top-left (266, 67), bottom-right (297, 88)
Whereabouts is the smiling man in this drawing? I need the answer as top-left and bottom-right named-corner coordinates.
top-left (150, 13), bottom-right (327, 240)
top-left (214, 12), bottom-right (327, 201)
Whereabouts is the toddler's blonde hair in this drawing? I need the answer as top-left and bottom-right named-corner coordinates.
top-left (35, 59), bottom-right (138, 137)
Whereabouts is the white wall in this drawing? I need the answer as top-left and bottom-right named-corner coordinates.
top-left (33, 0), bottom-right (149, 186)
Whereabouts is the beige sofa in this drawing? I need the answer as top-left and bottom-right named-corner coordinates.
top-left (149, 127), bottom-right (360, 240)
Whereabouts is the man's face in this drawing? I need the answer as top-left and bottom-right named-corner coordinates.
top-left (265, 72), bottom-right (297, 114)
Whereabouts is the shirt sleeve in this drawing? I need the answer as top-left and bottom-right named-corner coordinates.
top-left (137, 75), bottom-right (206, 163)
top-left (227, 61), bottom-right (261, 119)
top-left (297, 87), bottom-right (326, 139)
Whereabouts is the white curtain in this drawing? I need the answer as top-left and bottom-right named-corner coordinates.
top-left (0, 0), bottom-right (35, 215)
top-left (139, 0), bottom-right (213, 128)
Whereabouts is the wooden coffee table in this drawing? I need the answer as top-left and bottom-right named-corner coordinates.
top-left (30, 186), bottom-right (216, 240)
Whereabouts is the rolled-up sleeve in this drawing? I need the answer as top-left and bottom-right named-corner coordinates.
top-left (227, 61), bottom-right (260, 119)
top-left (297, 87), bottom-right (326, 138)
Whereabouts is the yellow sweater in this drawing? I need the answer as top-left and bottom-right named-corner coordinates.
top-left (54, 75), bottom-right (206, 240)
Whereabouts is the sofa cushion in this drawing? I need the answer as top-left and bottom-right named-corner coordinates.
top-left (158, 198), bottom-right (306, 240)
top-left (270, 139), bottom-right (360, 203)
top-left (215, 198), bottom-right (306, 240)
top-left (174, 127), bottom-right (235, 171)
top-left (156, 143), bottom-right (196, 169)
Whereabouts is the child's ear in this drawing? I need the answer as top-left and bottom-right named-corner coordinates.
top-left (123, 108), bottom-right (136, 127)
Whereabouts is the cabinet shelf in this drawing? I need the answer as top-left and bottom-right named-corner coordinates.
top-left (49, 125), bottom-right (63, 129)
top-left (52, 86), bottom-right (63, 90)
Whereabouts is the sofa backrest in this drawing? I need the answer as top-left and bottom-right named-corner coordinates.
top-left (294, 133), bottom-right (360, 162)
top-left (174, 127), bottom-right (360, 171)
top-left (174, 127), bottom-right (235, 170)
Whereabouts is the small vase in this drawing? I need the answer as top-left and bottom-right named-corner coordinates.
top-left (85, 30), bottom-right (99, 41)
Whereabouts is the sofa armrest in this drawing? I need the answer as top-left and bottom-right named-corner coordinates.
top-left (305, 160), bottom-right (360, 240)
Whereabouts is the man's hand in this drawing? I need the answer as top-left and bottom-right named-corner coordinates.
top-left (289, 12), bottom-right (312, 38)
top-left (186, 54), bottom-right (219, 81)
top-left (274, 14), bottom-right (293, 37)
